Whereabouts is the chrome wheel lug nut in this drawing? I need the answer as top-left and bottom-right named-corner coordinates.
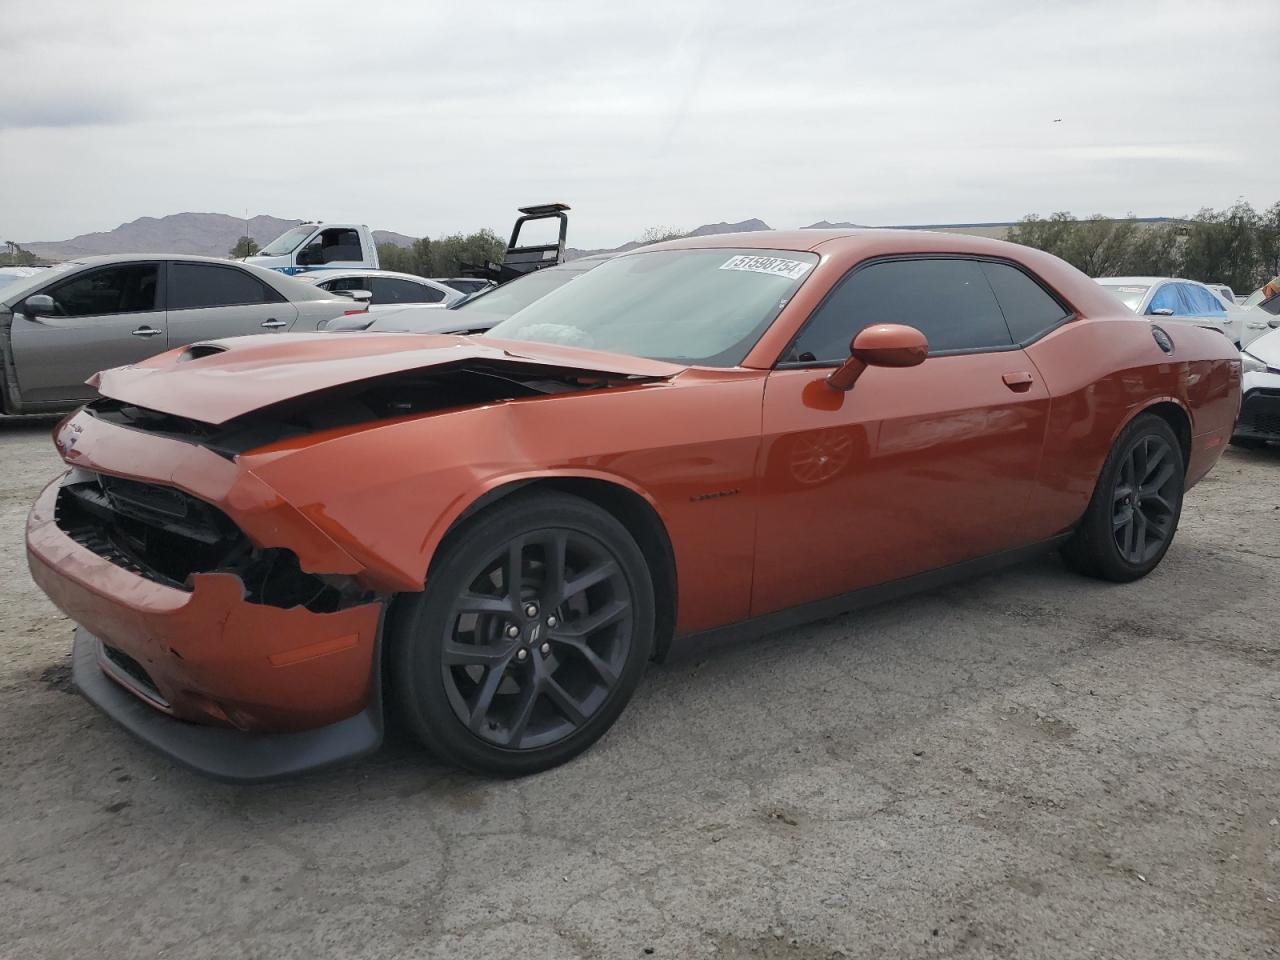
top-left (540, 642), bottom-right (551, 655)
top-left (516, 648), bottom-right (528, 662)
top-left (524, 603), bottom-right (539, 618)
top-left (505, 624), bottom-right (520, 638)
top-left (546, 615), bottom-right (558, 628)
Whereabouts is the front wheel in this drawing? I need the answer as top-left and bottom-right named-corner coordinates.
top-left (1061, 413), bottom-right (1185, 582)
top-left (390, 491), bottom-right (655, 776)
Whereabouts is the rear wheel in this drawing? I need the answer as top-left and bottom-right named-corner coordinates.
top-left (391, 491), bottom-right (654, 776)
top-left (1061, 413), bottom-right (1185, 582)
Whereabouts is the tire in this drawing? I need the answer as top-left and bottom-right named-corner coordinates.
top-left (390, 490), bottom-right (655, 776)
top-left (1060, 413), bottom-right (1185, 583)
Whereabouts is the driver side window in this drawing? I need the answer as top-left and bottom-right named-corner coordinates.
top-left (786, 258), bottom-right (1014, 363)
top-left (45, 264), bottom-right (159, 318)
top-left (302, 228), bottom-right (362, 265)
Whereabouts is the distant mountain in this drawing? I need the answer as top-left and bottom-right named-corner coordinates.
top-left (564, 218), bottom-right (772, 260)
top-left (372, 230), bottom-right (416, 249)
top-left (18, 212), bottom-right (422, 261)
top-left (802, 220), bottom-right (865, 229)
top-left (20, 213), bottom-right (303, 260)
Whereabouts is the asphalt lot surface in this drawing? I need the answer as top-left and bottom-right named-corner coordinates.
top-left (1, 415), bottom-right (1277, 960)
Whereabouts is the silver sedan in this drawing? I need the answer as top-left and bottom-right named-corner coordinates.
top-left (0, 254), bottom-right (361, 415)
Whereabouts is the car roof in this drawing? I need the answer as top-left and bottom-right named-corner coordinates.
top-left (1096, 276), bottom-right (1208, 287)
top-left (53, 253), bottom-right (267, 267)
top-left (297, 269), bottom-right (444, 283)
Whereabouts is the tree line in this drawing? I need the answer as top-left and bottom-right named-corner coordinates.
top-left (376, 230), bottom-right (507, 278)
top-left (1006, 201), bottom-right (1280, 294)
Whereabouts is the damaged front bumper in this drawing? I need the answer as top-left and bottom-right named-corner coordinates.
top-left (69, 626), bottom-right (382, 783)
top-left (26, 413), bottom-right (390, 782)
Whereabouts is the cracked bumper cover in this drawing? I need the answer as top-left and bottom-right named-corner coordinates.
top-left (27, 477), bottom-right (387, 782)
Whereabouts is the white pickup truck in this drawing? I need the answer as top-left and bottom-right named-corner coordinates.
top-left (245, 222), bottom-right (379, 275)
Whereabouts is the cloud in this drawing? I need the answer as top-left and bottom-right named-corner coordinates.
top-left (0, 94), bottom-right (136, 130)
top-left (1, 0), bottom-right (1277, 246)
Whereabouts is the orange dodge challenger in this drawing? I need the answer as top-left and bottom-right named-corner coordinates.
top-left (27, 230), bottom-right (1241, 781)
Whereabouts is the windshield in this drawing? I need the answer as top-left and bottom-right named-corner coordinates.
top-left (455, 266), bottom-right (585, 314)
top-left (259, 225), bottom-right (316, 257)
top-left (486, 248), bottom-right (818, 366)
top-left (1243, 288), bottom-right (1265, 309)
top-left (1097, 281), bottom-right (1149, 312)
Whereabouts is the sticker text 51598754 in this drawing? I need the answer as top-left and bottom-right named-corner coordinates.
top-left (718, 255), bottom-right (814, 281)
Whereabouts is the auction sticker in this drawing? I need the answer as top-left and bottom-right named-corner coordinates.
top-left (719, 255), bottom-right (814, 281)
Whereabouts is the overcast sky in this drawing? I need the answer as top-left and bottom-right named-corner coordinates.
top-left (3, 0), bottom-right (1277, 248)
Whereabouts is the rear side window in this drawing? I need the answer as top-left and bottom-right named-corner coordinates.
top-left (1185, 284), bottom-right (1225, 314)
top-left (322, 276), bottom-right (370, 292)
top-left (787, 258), bottom-right (1013, 362)
top-left (46, 264), bottom-right (159, 317)
top-left (979, 261), bottom-right (1070, 343)
top-left (169, 263), bottom-right (269, 310)
top-left (370, 277), bottom-right (444, 304)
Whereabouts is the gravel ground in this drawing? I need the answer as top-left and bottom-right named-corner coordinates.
top-left (1, 416), bottom-right (1277, 960)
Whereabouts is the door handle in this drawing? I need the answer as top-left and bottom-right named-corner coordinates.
top-left (1002, 371), bottom-right (1034, 392)
top-left (131, 326), bottom-right (163, 337)
top-left (260, 318), bottom-right (287, 329)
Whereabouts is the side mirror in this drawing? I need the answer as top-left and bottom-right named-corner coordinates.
top-left (1150, 307), bottom-right (1175, 317)
top-left (827, 323), bottom-right (928, 392)
top-left (1269, 318), bottom-right (1280, 329)
top-left (22, 294), bottom-right (56, 317)
top-left (297, 246), bottom-right (323, 266)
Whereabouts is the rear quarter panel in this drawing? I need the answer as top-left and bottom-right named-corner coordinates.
top-left (1022, 316), bottom-right (1240, 541)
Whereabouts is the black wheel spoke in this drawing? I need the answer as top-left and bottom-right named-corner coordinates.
top-left (467, 666), bottom-right (506, 733)
top-left (1112, 504), bottom-right (1133, 532)
top-left (443, 641), bottom-right (510, 668)
top-left (554, 636), bottom-right (619, 685)
top-left (553, 598), bottom-right (628, 639)
top-left (503, 537), bottom-right (526, 606)
top-left (560, 559), bottom-right (619, 604)
top-left (538, 531), bottom-right (567, 609)
top-left (505, 678), bottom-right (540, 747)
top-left (457, 592), bottom-right (514, 616)
top-left (1140, 441), bottom-right (1167, 482)
top-left (543, 677), bottom-right (588, 726)
top-left (1141, 462), bottom-right (1175, 495)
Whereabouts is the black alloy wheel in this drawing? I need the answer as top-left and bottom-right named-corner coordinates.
top-left (1060, 412), bottom-right (1185, 583)
top-left (441, 529), bottom-right (634, 750)
top-left (391, 491), bottom-right (654, 776)
top-left (1110, 434), bottom-right (1179, 565)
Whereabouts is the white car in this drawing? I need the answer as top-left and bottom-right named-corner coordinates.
top-left (1095, 276), bottom-right (1246, 347)
top-left (1233, 325), bottom-right (1280, 449)
top-left (297, 270), bottom-right (463, 311)
top-left (1205, 283), bottom-right (1236, 304)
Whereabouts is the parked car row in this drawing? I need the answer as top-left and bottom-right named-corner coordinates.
top-left (1092, 275), bottom-right (1273, 347)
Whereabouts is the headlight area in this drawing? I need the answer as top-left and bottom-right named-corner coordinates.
top-left (1240, 352), bottom-right (1268, 375)
top-left (54, 469), bottom-right (372, 612)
